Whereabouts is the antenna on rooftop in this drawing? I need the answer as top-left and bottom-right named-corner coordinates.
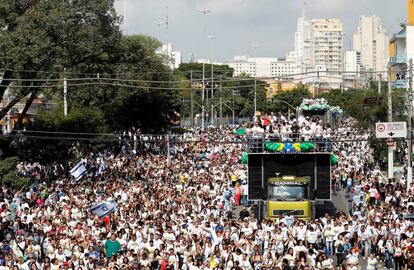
top-left (302, 0), bottom-right (307, 18)
top-left (165, 0), bottom-right (169, 42)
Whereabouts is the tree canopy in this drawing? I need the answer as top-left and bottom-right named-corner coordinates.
top-left (0, 0), bottom-right (180, 133)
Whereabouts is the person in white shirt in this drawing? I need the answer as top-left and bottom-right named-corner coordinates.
top-left (366, 252), bottom-right (378, 270)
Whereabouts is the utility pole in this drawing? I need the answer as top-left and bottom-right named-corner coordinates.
top-left (219, 76), bottom-right (223, 127)
top-left (253, 45), bottom-right (258, 115)
top-left (408, 59), bottom-right (413, 190)
top-left (208, 35), bottom-right (216, 125)
top-left (202, 61), bottom-right (205, 129)
top-left (378, 73), bottom-right (382, 95)
top-left (198, 9), bottom-right (211, 129)
top-left (64, 68), bottom-right (68, 117)
top-left (387, 66), bottom-right (393, 179)
top-left (190, 70), bottom-right (194, 127)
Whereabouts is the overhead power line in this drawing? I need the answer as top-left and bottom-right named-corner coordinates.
top-left (3, 133), bottom-right (377, 144)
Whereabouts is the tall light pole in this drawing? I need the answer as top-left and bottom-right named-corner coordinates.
top-left (252, 45), bottom-right (259, 115)
top-left (123, 0), bottom-right (127, 33)
top-left (153, 21), bottom-right (164, 41)
top-left (202, 60), bottom-right (205, 129)
top-left (387, 65), bottom-right (393, 180)
top-left (198, 8), bottom-right (211, 129)
top-left (63, 68), bottom-right (68, 117)
top-left (407, 59), bottom-right (413, 190)
top-left (208, 35), bottom-right (216, 124)
top-left (198, 9), bottom-right (211, 30)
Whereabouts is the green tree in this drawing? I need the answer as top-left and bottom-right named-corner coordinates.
top-left (67, 35), bottom-right (181, 132)
top-left (265, 84), bottom-right (312, 113)
top-left (1, 1), bottom-right (181, 133)
top-left (175, 64), bottom-right (267, 118)
top-left (18, 105), bottom-right (108, 163)
top-left (318, 87), bottom-right (406, 161)
top-left (0, 0), bottom-right (122, 123)
top-left (0, 156), bottom-right (28, 188)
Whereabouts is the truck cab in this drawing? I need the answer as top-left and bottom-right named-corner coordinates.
top-left (266, 176), bottom-right (311, 220)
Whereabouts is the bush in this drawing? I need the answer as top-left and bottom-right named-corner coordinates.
top-left (2, 170), bottom-right (29, 189)
top-left (0, 156), bottom-right (29, 189)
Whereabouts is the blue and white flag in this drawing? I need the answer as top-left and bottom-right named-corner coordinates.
top-left (90, 200), bottom-right (117, 218)
top-left (69, 161), bottom-right (87, 181)
top-left (96, 161), bottom-right (106, 176)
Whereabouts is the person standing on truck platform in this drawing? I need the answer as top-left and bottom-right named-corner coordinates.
top-left (234, 183), bottom-right (242, 206)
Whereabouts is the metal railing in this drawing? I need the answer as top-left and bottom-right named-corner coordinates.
top-left (247, 134), bottom-right (333, 153)
top-left (389, 55), bottom-right (407, 65)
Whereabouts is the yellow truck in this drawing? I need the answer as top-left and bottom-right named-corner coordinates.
top-left (265, 176), bottom-right (312, 220)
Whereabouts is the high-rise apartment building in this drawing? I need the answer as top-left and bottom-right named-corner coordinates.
top-left (353, 15), bottom-right (389, 74)
top-left (295, 17), bottom-right (343, 74)
top-left (295, 15), bottom-right (311, 68)
top-left (309, 19), bottom-right (343, 74)
top-left (343, 50), bottom-right (364, 80)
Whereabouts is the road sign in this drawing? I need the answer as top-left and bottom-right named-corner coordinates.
top-left (386, 138), bottom-right (395, 147)
top-left (376, 122), bottom-right (407, 138)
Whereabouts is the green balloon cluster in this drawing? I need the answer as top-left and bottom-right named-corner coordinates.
top-left (265, 142), bottom-right (284, 152)
top-left (300, 142), bottom-right (315, 152)
top-left (330, 154), bottom-right (338, 165)
top-left (265, 142), bottom-right (315, 153)
top-left (241, 152), bottom-right (248, 164)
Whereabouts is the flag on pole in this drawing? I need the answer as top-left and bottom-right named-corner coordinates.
top-left (69, 161), bottom-right (87, 181)
top-left (166, 134), bottom-right (171, 166)
top-left (96, 160), bottom-right (106, 176)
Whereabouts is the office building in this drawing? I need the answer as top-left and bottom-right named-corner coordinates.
top-left (389, 27), bottom-right (406, 89)
top-left (344, 51), bottom-right (362, 77)
top-left (295, 14), bottom-right (311, 69)
top-left (389, 0), bottom-right (413, 89)
top-left (295, 16), bottom-right (344, 74)
top-left (225, 52), bottom-right (301, 78)
top-left (353, 15), bottom-right (389, 75)
top-left (157, 43), bottom-right (182, 70)
top-left (309, 19), bottom-right (343, 74)
top-left (271, 52), bottom-right (301, 78)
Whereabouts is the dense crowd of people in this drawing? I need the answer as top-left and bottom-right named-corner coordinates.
top-left (249, 111), bottom-right (333, 143)
top-left (0, 112), bottom-right (413, 270)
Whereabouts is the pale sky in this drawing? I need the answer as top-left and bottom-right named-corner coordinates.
top-left (114, 0), bottom-right (407, 62)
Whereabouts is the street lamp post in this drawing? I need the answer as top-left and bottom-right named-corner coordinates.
top-left (63, 68), bottom-right (67, 117)
top-left (407, 59), bottom-right (413, 190)
top-left (208, 35), bottom-right (216, 125)
top-left (387, 64), bottom-right (394, 180)
top-left (202, 60), bottom-right (205, 129)
top-left (252, 45), bottom-right (258, 116)
top-left (271, 99), bottom-right (297, 119)
top-left (198, 9), bottom-right (211, 129)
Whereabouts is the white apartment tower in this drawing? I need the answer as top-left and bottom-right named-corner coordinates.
top-left (295, 16), bottom-right (343, 74)
top-left (344, 51), bottom-right (363, 78)
top-left (353, 15), bottom-right (389, 73)
top-left (309, 19), bottom-right (343, 74)
top-left (295, 14), bottom-right (311, 69)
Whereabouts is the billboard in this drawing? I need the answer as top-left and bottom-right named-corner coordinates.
top-left (247, 153), bottom-right (331, 200)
